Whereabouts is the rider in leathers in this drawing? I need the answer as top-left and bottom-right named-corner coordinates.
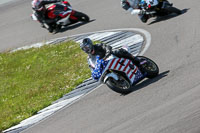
top-left (121, 0), bottom-right (166, 23)
top-left (31, 0), bottom-right (71, 32)
top-left (80, 38), bottom-right (143, 80)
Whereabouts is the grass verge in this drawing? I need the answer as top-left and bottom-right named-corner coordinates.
top-left (0, 40), bottom-right (91, 132)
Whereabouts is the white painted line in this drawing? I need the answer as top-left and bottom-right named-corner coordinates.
top-left (76, 32), bottom-right (118, 43)
top-left (20, 84), bottom-right (103, 133)
top-left (10, 28), bottom-right (150, 53)
top-left (111, 34), bottom-right (144, 47)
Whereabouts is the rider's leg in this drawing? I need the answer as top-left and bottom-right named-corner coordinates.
top-left (112, 48), bottom-right (142, 68)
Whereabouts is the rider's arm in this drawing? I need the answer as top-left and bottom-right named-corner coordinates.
top-left (87, 55), bottom-right (95, 72)
top-left (121, 0), bottom-right (144, 15)
top-left (40, 0), bottom-right (61, 6)
top-left (34, 10), bottom-right (45, 23)
top-left (102, 44), bottom-right (113, 59)
top-left (37, 0), bottom-right (61, 9)
top-left (35, 0), bottom-right (61, 22)
top-left (103, 44), bottom-right (112, 53)
top-left (91, 56), bottom-right (104, 81)
top-left (131, 9), bottom-right (143, 14)
top-left (121, 0), bottom-right (131, 10)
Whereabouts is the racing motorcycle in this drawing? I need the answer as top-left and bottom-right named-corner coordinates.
top-left (90, 46), bottom-right (159, 94)
top-left (31, 1), bottom-right (89, 33)
top-left (141, 0), bottom-right (182, 17)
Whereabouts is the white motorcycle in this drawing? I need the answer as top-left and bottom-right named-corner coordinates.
top-left (89, 46), bottom-right (159, 94)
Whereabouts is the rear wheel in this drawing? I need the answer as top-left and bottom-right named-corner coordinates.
top-left (137, 56), bottom-right (159, 79)
top-left (106, 75), bottom-right (132, 94)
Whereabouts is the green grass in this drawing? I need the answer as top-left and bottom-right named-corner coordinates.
top-left (0, 41), bottom-right (91, 132)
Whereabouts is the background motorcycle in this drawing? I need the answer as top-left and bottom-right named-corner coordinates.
top-left (141, 0), bottom-right (182, 17)
top-left (31, 1), bottom-right (89, 33)
top-left (91, 46), bottom-right (159, 94)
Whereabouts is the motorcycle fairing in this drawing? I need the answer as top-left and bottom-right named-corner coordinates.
top-left (92, 56), bottom-right (109, 80)
top-left (95, 56), bottom-right (144, 84)
top-left (47, 3), bottom-right (72, 19)
top-left (106, 58), bottom-right (143, 84)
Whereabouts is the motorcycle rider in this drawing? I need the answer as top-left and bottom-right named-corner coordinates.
top-left (121, 0), bottom-right (165, 23)
top-left (31, 0), bottom-right (71, 32)
top-left (80, 38), bottom-right (143, 80)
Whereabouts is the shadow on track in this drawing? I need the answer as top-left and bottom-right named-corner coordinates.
top-left (121, 70), bottom-right (170, 96)
top-left (148, 8), bottom-right (189, 25)
top-left (58, 19), bottom-right (95, 33)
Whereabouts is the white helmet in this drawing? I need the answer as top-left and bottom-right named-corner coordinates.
top-left (31, 0), bottom-right (43, 11)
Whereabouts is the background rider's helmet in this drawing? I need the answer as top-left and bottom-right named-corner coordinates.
top-left (80, 38), bottom-right (94, 54)
top-left (31, 0), bottom-right (43, 11)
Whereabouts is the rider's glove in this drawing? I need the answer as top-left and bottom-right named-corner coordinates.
top-left (89, 64), bottom-right (95, 70)
top-left (103, 51), bottom-right (111, 60)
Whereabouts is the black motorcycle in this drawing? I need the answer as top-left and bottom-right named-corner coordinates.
top-left (141, 0), bottom-right (182, 18)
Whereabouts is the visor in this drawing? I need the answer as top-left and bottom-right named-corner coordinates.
top-left (82, 46), bottom-right (92, 54)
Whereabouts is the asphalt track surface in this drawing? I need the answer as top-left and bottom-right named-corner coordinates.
top-left (1, 0), bottom-right (200, 133)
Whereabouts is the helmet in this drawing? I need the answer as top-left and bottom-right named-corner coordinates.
top-left (31, 0), bottom-right (43, 11)
top-left (80, 38), bottom-right (94, 54)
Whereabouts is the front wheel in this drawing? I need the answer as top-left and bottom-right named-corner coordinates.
top-left (137, 56), bottom-right (159, 79)
top-left (73, 11), bottom-right (90, 22)
top-left (106, 75), bottom-right (132, 94)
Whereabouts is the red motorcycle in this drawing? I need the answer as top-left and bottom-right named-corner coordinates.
top-left (32, 1), bottom-right (90, 32)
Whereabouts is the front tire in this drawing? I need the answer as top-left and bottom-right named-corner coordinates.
top-left (137, 56), bottom-right (159, 79)
top-left (106, 76), bottom-right (132, 94)
top-left (73, 11), bottom-right (90, 22)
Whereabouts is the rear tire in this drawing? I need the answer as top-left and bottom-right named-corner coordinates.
top-left (137, 56), bottom-right (159, 79)
top-left (106, 76), bottom-right (132, 94)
